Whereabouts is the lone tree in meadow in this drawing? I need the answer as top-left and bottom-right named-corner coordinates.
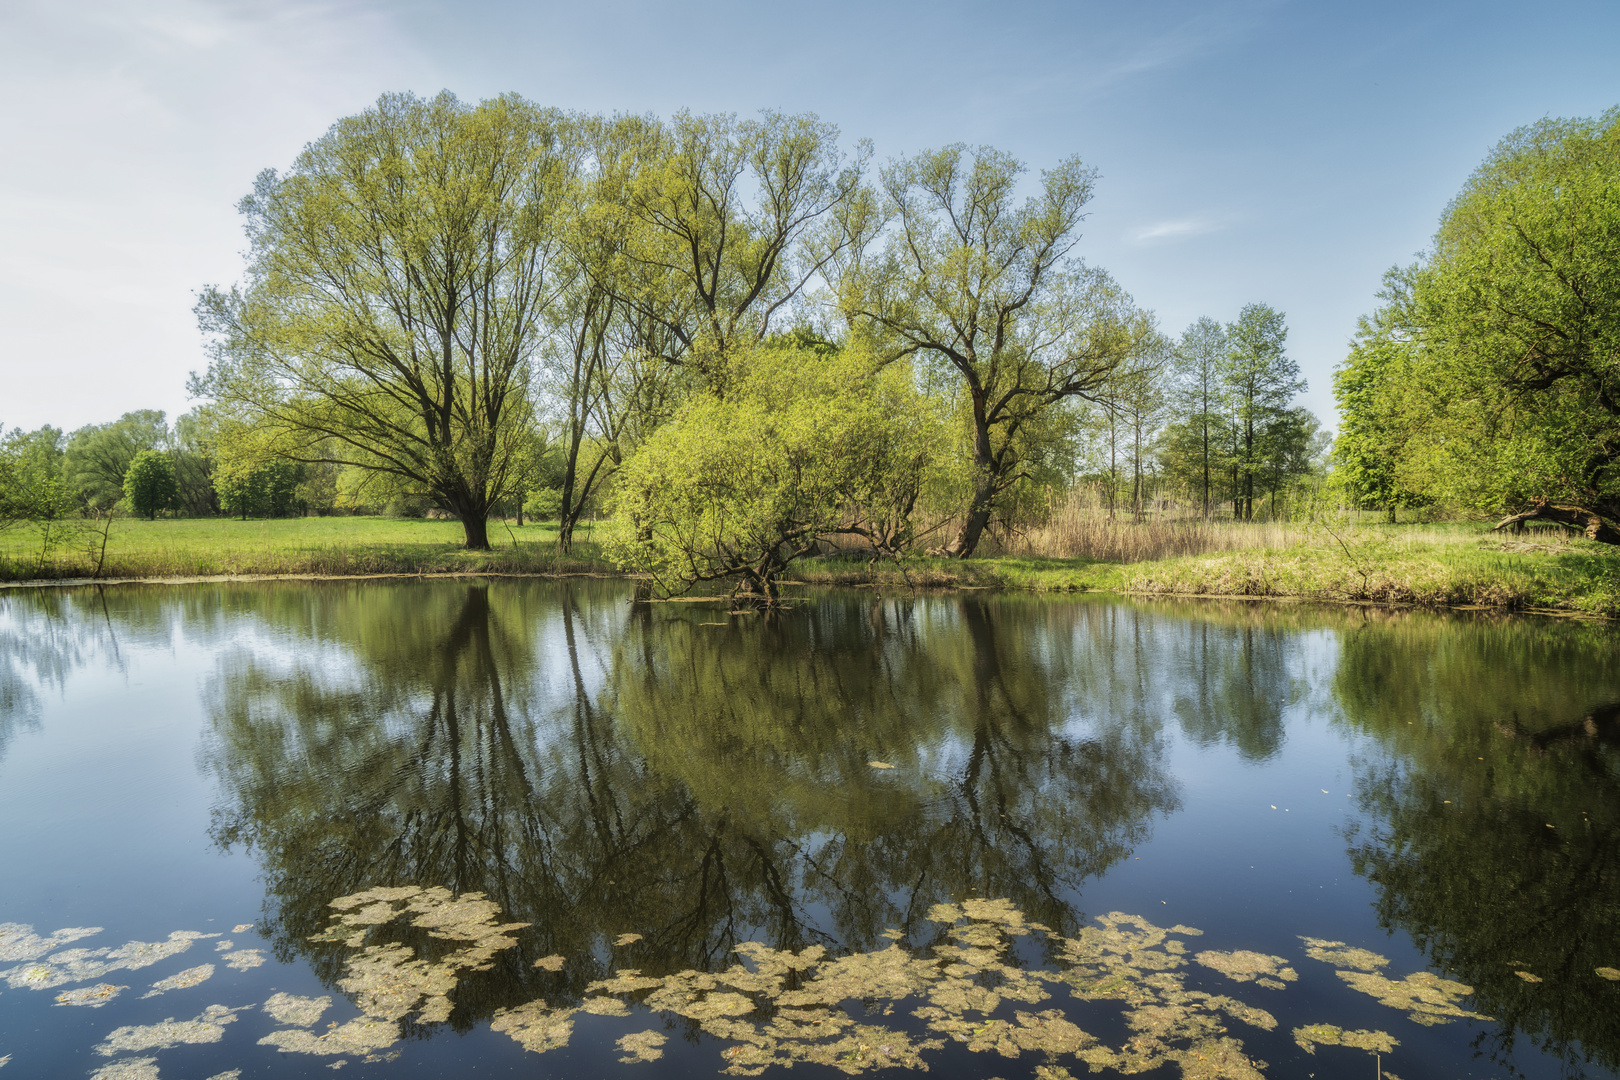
top-left (194, 91), bottom-right (577, 549)
top-left (122, 450), bottom-right (176, 520)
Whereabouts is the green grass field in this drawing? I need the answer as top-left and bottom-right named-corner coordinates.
top-left (3, 514), bottom-right (1616, 618)
top-left (0, 516), bottom-right (613, 582)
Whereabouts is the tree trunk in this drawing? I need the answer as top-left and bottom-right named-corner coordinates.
top-left (460, 513), bottom-right (491, 550)
top-left (944, 501), bottom-right (994, 560)
top-left (1492, 499), bottom-right (1620, 544)
top-left (943, 405), bottom-right (999, 560)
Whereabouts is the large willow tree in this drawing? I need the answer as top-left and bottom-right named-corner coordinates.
top-left (194, 92), bottom-right (577, 548)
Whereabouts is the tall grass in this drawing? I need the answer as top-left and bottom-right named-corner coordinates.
top-left (1003, 486), bottom-right (1320, 562)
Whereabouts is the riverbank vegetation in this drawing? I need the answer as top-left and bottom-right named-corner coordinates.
top-left (3, 98), bottom-right (1617, 611)
top-left (3, 513), bottom-right (1615, 618)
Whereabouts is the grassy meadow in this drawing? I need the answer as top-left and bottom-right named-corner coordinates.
top-left (2, 511), bottom-right (1616, 618)
top-left (0, 516), bottom-right (612, 582)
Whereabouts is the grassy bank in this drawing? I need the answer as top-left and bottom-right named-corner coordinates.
top-left (0, 516), bottom-right (614, 582)
top-left (3, 515), bottom-right (1616, 618)
top-left (792, 522), bottom-right (1620, 618)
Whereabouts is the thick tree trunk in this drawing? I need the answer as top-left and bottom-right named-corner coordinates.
top-left (459, 513), bottom-right (491, 550)
top-left (943, 409), bottom-right (999, 559)
top-left (944, 503), bottom-right (994, 560)
top-left (1492, 499), bottom-right (1620, 544)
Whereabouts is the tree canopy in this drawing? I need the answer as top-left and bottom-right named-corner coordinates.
top-left (609, 342), bottom-right (939, 604)
top-left (842, 146), bottom-right (1156, 557)
top-left (1337, 107), bottom-right (1620, 529)
top-left (194, 91), bottom-right (577, 549)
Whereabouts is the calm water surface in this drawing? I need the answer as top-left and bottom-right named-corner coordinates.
top-left (1, 581), bottom-right (1617, 1079)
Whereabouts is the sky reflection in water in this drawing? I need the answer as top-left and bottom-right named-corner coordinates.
top-left (0, 581), bottom-right (1617, 1079)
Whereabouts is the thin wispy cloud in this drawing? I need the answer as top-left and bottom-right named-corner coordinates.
top-left (1133, 219), bottom-right (1225, 244)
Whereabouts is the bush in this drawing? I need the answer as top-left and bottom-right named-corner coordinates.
top-left (123, 450), bottom-right (177, 520)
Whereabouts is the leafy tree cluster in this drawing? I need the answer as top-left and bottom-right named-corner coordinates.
top-left (1334, 107), bottom-right (1620, 531)
top-left (1081, 306), bottom-right (1327, 523)
top-left (189, 91), bottom-right (1163, 579)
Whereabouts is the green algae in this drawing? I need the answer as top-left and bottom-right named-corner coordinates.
top-left (143, 964), bottom-right (214, 998)
top-left (1333, 970), bottom-right (1490, 1026)
top-left (617, 1030), bottom-right (668, 1063)
top-left (1292, 1023), bottom-right (1398, 1054)
top-left (87, 1058), bottom-right (159, 1080)
top-left (263, 992), bottom-right (332, 1027)
top-left (1193, 951), bottom-right (1297, 987)
top-left (0, 891), bottom-right (1504, 1079)
top-left (96, 1004), bottom-right (242, 1056)
top-left (1299, 937), bottom-right (1387, 972)
top-left (55, 982), bottom-right (128, 1007)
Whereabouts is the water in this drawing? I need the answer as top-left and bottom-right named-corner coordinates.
top-left (1, 580), bottom-right (1617, 1080)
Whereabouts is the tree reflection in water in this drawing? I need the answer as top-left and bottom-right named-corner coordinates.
top-left (202, 583), bottom-right (1180, 1029)
top-left (1333, 610), bottom-right (1620, 1077)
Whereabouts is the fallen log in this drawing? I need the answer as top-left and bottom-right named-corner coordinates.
top-left (1491, 498), bottom-right (1620, 544)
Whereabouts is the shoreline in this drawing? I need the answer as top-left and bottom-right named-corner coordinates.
top-left (3, 565), bottom-right (1612, 621)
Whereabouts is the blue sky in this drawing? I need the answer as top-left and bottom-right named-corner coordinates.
top-left (3, 0), bottom-right (1618, 433)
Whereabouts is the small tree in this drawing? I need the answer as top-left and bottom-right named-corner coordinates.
top-left (610, 344), bottom-right (938, 606)
top-left (123, 450), bottom-right (176, 520)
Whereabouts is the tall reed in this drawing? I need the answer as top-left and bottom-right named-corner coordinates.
top-left (1006, 485), bottom-right (1322, 562)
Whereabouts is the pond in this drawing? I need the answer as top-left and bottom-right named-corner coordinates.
top-left (1, 580), bottom-right (1617, 1080)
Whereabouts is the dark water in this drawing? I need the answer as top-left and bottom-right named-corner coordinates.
top-left (1, 580), bottom-right (1617, 1080)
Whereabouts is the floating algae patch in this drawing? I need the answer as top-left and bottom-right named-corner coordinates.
top-left (1193, 951), bottom-right (1297, 988)
top-left (96, 1004), bottom-right (242, 1056)
top-left (232, 925), bottom-right (253, 934)
top-left (144, 965), bottom-right (213, 997)
top-left (582, 995), bottom-right (632, 1016)
top-left (1292, 1024), bottom-right (1398, 1054)
top-left (221, 949), bottom-right (264, 972)
top-left (617, 1030), bottom-right (668, 1062)
top-left (214, 940), bottom-right (234, 951)
top-left (1333, 970), bottom-right (1490, 1026)
top-left (0, 922), bottom-right (101, 962)
top-left (1299, 937), bottom-right (1387, 972)
top-left (307, 885), bottom-right (530, 1029)
top-left (1598, 967), bottom-right (1620, 981)
top-left (264, 992), bottom-right (332, 1026)
top-left (55, 982), bottom-right (127, 1006)
top-left (258, 1017), bottom-right (399, 1057)
top-left (489, 1000), bottom-right (576, 1054)
top-left (221, 886), bottom-right (1496, 1077)
top-left (1, 930), bottom-right (218, 991)
top-left (88, 1058), bottom-right (160, 1080)
top-left (1514, 971), bottom-right (1543, 984)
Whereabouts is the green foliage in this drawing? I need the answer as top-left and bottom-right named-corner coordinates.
top-left (63, 410), bottom-right (168, 511)
top-left (1344, 108), bottom-right (1620, 521)
top-left (195, 91), bottom-right (575, 550)
top-left (0, 425), bottom-right (73, 528)
top-left (123, 449), bottom-right (177, 519)
top-left (610, 344), bottom-right (940, 602)
top-left (1224, 303), bottom-right (1306, 520)
top-left (843, 145), bottom-right (1156, 556)
top-left (1330, 269), bottom-right (1426, 519)
top-left (170, 410), bottom-right (219, 516)
top-left (216, 458), bottom-right (305, 519)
